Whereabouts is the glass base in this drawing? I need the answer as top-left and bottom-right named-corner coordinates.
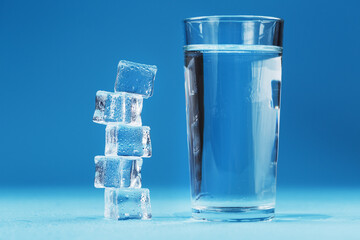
top-left (192, 206), bottom-right (275, 222)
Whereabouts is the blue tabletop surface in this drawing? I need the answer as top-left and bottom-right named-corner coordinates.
top-left (0, 187), bottom-right (359, 240)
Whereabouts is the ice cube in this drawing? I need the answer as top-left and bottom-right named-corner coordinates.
top-left (93, 90), bottom-right (143, 125)
top-left (105, 125), bottom-right (151, 157)
top-left (94, 156), bottom-right (142, 188)
top-left (114, 60), bottom-right (157, 98)
top-left (104, 188), bottom-right (152, 220)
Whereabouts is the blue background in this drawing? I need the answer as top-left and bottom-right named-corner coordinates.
top-left (0, 0), bottom-right (359, 189)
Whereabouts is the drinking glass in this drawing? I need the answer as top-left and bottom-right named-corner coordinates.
top-left (184, 15), bottom-right (284, 221)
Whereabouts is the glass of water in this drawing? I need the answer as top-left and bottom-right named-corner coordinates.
top-left (184, 15), bottom-right (284, 221)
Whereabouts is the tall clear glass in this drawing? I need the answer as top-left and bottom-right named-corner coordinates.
top-left (184, 15), bottom-right (284, 221)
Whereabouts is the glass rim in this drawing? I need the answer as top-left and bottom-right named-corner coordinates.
top-left (184, 15), bottom-right (283, 23)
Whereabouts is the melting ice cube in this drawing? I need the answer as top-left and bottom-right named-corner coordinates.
top-left (104, 188), bottom-right (152, 220)
top-left (93, 90), bottom-right (143, 125)
top-left (94, 156), bottom-right (142, 188)
top-left (105, 125), bottom-right (151, 157)
top-left (114, 60), bottom-right (157, 98)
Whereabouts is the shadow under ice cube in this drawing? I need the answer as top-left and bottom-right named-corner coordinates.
top-left (94, 156), bottom-right (142, 188)
top-left (104, 188), bottom-right (152, 220)
top-left (115, 60), bottom-right (157, 98)
top-left (105, 125), bottom-right (151, 157)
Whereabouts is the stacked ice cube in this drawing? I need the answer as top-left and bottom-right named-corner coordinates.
top-left (93, 60), bottom-right (157, 220)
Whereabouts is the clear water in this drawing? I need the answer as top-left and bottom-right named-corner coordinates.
top-left (184, 44), bottom-right (282, 220)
